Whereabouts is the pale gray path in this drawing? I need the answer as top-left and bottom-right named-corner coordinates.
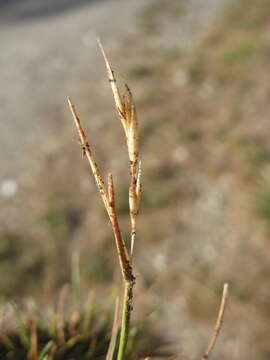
top-left (0, 0), bottom-right (99, 22)
top-left (0, 0), bottom-right (146, 179)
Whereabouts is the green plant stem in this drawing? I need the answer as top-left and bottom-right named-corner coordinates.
top-left (117, 280), bottom-right (134, 360)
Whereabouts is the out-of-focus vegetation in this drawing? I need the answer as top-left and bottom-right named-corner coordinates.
top-left (0, 279), bottom-right (162, 360)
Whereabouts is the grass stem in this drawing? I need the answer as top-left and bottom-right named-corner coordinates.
top-left (117, 281), bottom-right (134, 360)
top-left (201, 283), bottom-right (229, 360)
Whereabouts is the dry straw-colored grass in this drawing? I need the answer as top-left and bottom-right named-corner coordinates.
top-left (68, 42), bottom-right (229, 360)
top-left (68, 41), bottom-right (141, 360)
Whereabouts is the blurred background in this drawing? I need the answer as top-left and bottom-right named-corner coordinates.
top-left (1, 0), bottom-right (270, 358)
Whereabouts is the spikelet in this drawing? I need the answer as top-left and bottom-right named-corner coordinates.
top-left (97, 39), bottom-right (127, 134)
top-left (98, 42), bottom-right (141, 246)
top-left (67, 98), bottom-right (109, 214)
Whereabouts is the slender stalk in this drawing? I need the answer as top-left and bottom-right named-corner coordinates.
top-left (201, 283), bottom-right (229, 360)
top-left (130, 232), bottom-right (136, 258)
top-left (117, 281), bottom-right (134, 360)
top-left (108, 172), bottom-right (135, 358)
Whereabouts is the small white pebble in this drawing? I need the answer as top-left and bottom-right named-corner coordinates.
top-left (0, 179), bottom-right (18, 198)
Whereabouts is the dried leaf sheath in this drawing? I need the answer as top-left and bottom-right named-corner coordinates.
top-left (108, 173), bottom-right (134, 283)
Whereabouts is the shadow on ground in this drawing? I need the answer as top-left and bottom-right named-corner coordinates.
top-left (0, 0), bottom-right (107, 22)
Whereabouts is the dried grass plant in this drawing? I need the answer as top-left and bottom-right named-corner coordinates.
top-left (68, 42), bottom-right (141, 360)
top-left (68, 43), bottom-right (229, 360)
